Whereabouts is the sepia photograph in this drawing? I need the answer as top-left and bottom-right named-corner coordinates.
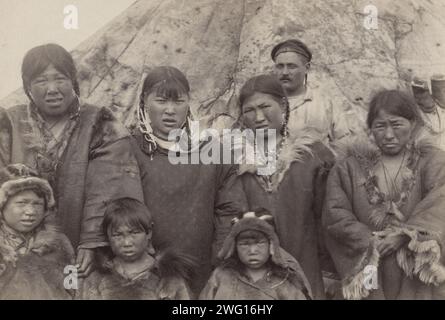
top-left (0, 0), bottom-right (445, 308)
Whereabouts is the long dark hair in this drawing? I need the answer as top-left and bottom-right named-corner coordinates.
top-left (238, 74), bottom-right (290, 137)
top-left (102, 197), bottom-right (153, 237)
top-left (21, 43), bottom-right (80, 99)
top-left (139, 66), bottom-right (190, 101)
top-left (97, 198), bottom-right (154, 269)
top-left (367, 90), bottom-right (422, 128)
top-left (138, 66), bottom-right (192, 155)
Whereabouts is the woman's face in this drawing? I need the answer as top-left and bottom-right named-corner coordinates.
top-left (241, 92), bottom-right (284, 137)
top-left (28, 64), bottom-right (76, 120)
top-left (371, 109), bottom-right (415, 156)
top-left (144, 91), bottom-right (190, 140)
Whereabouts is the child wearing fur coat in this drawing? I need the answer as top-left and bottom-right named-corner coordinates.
top-left (200, 209), bottom-right (312, 300)
top-left (79, 197), bottom-right (195, 300)
top-left (0, 164), bottom-right (74, 299)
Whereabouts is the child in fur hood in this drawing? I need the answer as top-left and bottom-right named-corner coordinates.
top-left (200, 209), bottom-right (312, 300)
top-left (79, 197), bottom-right (195, 300)
top-left (0, 164), bottom-right (75, 299)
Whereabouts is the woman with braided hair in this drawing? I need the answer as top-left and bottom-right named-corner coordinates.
top-left (131, 66), bottom-right (247, 297)
top-left (236, 74), bottom-right (335, 299)
top-left (0, 43), bottom-right (143, 279)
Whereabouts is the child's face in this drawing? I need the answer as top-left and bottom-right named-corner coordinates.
top-left (1, 190), bottom-right (46, 233)
top-left (236, 231), bottom-right (270, 270)
top-left (108, 224), bottom-right (150, 262)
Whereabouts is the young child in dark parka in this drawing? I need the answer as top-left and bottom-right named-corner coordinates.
top-left (79, 197), bottom-right (195, 299)
top-left (0, 164), bottom-right (74, 299)
top-left (200, 208), bottom-right (312, 300)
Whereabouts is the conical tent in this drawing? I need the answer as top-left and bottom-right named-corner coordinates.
top-left (1, 0), bottom-right (445, 130)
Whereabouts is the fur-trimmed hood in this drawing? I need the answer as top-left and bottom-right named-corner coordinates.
top-left (218, 212), bottom-right (285, 266)
top-left (0, 164), bottom-right (55, 210)
top-left (217, 211), bottom-right (313, 298)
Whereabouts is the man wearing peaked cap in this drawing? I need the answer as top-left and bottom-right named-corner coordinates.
top-left (271, 38), bottom-right (364, 144)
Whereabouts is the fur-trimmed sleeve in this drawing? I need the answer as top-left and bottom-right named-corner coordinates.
top-left (0, 108), bottom-right (11, 167)
top-left (213, 164), bottom-right (248, 263)
top-left (78, 107), bottom-right (144, 249)
top-left (322, 160), bottom-right (379, 300)
top-left (395, 148), bottom-right (445, 286)
top-left (312, 141), bottom-right (335, 222)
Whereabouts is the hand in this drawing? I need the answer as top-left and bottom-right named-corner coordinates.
top-left (376, 233), bottom-right (408, 257)
top-left (76, 248), bottom-right (95, 278)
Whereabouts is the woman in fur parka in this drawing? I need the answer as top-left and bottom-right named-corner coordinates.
top-left (323, 90), bottom-right (445, 300)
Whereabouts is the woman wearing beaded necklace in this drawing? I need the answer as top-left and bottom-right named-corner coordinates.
top-left (323, 89), bottom-right (445, 299)
top-left (236, 74), bottom-right (335, 299)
